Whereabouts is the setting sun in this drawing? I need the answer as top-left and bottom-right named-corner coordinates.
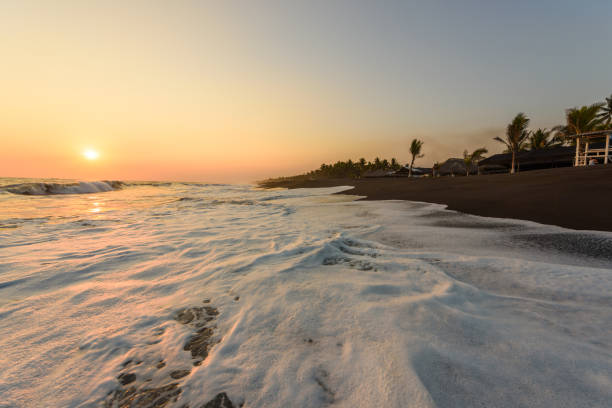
top-left (83, 149), bottom-right (99, 160)
top-left (1, 3), bottom-right (612, 407)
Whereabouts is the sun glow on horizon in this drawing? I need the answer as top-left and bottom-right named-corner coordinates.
top-left (1, 2), bottom-right (611, 183)
top-left (83, 149), bottom-right (100, 160)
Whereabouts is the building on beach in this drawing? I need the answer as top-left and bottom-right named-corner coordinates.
top-left (392, 166), bottom-right (432, 177)
top-left (570, 130), bottom-right (612, 166)
top-left (479, 130), bottom-right (612, 173)
top-left (478, 146), bottom-right (576, 174)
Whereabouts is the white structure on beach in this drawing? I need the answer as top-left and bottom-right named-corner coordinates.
top-left (572, 130), bottom-right (612, 166)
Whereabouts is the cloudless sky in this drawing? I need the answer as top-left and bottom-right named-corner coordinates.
top-left (1, 0), bottom-right (611, 182)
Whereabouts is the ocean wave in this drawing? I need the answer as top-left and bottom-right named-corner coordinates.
top-left (124, 181), bottom-right (172, 187)
top-left (1, 180), bottom-right (125, 195)
top-left (124, 181), bottom-right (229, 188)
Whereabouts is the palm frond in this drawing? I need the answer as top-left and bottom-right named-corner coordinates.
top-left (409, 139), bottom-right (424, 156)
top-left (471, 147), bottom-right (488, 160)
top-left (493, 136), bottom-right (510, 149)
top-left (565, 103), bottom-right (604, 134)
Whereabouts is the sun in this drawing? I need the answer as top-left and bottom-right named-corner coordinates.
top-left (83, 148), bottom-right (100, 160)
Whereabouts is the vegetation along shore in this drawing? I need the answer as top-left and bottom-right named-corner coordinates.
top-left (260, 94), bottom-right (612, 231)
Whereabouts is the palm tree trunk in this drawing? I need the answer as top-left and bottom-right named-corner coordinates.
top-left (511, 150), bottom-right (516, 174)
top-left (409, 156), bottom-right (415, 177)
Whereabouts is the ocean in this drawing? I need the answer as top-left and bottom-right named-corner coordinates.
top-left (0, 178), bottom-right (611, 407)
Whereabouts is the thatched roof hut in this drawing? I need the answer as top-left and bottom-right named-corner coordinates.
top-left (437, 158), bottom-right (476, 176)
top-left (478, 146), bottom-right (575, 173)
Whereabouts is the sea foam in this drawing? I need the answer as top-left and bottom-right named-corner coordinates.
top-left (0, 183), bottom-right (610, 407)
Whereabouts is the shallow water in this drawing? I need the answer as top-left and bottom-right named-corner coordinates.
top-left (0, 179), bottom-right (611, 407)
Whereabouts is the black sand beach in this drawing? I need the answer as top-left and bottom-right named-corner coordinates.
top-left (260, 166), bottom-right (612, 232)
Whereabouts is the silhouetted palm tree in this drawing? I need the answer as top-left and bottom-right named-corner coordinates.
top-left (493, 113), bottom-right (530, 174)
top-left (390, 158), bottom-right (400, 171)
top-left (374, 157), bottom-right (382, 169)
top-left (359, 158), bottom-right (366, 169)
top-left (598, 94), bottom-right (612, 126)
top-left (528, 129), bottom-right (557, 150)
top-left (463, 148), bottom-right (488, 176)
top-left (408, 139), bottom-right (424, 177)
top-left (553, 103), bottom-right (604, 142)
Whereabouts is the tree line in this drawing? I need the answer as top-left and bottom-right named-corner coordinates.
top-left (270, 93), bottom-right (611, 181)
top-left (310, 157), bottom-right (402, 179)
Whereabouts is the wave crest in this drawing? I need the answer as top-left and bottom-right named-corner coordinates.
top-left (2, 180), bottom-right (124, 195)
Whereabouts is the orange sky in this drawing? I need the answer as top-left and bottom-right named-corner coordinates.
top-left (2, 2), bottom-right (610, 183)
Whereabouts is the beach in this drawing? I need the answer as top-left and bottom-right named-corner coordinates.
top-left (3, 1), bottom-right (612, 406)
top-left (260, 165), bottom-right (612, 232)
top-left (1, 179), bottom-right (611, 407)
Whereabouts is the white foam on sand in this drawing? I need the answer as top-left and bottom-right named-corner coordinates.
top-left (0, 184), bottom-right (610, 407)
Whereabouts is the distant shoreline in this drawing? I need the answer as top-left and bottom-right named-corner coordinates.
top-left (259, 166), bottom-right (612, 232)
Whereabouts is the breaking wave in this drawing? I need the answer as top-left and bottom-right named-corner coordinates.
top-left (2, 180), bottom-right (125, 195)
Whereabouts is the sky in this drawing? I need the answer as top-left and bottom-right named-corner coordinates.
top-left (1, 0), bottom-right (611, 183)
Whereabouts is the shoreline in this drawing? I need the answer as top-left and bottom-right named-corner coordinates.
top-left (260, 166), bottom-right (612, 232)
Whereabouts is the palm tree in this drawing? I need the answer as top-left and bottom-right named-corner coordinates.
top-left (553, 103), bottom-right (604, 142)
top-left (358, 158), bottom-right (367, 176)
top-left (463, 148), bottom-right (488, 176)
top-left (528, 129), bottom-right (557, 150)
top-left (374, 157), bottom-right (382, 169)
top-left (390, 158), bottom-right (400, 171)
top-left (550, 127), bottom-right (568, 146)
top-left (408, 139), bottom-right (424, 177)
top-left (493, 113), bottom-right (530, 174)
top-left (598, 94), bottom-right (612, 126)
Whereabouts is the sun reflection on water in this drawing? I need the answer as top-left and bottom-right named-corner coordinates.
top-left (89, 201), bottom-right (102, 213)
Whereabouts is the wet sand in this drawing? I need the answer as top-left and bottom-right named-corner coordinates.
top-left (104, 301), bottom-right (238, 408)
top-left (259, 166), bottom-right (612, 231)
